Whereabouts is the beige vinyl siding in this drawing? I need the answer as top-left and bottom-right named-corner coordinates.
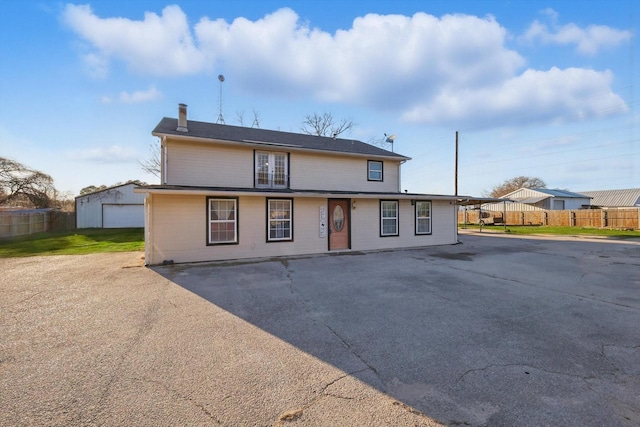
top-left (148, 194), bottom-right (329, 264)
top-left (289, 152), bottom-right (400, 192)
top-left (147, 193), bottom-right (456, 264)
top-left (165, 140), bottom-right (253, 187)
top-left (165, 138), bottom-right (402, 192)
top-left (350, 199), bottom-right (456, 251)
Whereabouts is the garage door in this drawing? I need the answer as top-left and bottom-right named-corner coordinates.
top-left (103, 204), bottom-right (144, 228)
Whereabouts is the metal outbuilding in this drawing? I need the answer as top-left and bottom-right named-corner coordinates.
top-left (75, 183), bottom-right (145, 228)
top-left (579, 188), bottom-right (640, 208)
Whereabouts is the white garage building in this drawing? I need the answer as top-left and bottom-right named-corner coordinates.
top-left (76, 183), bottom-right (145, 228)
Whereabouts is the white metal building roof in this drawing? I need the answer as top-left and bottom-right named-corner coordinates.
top-left (579, 189), bottom-right (640, 207)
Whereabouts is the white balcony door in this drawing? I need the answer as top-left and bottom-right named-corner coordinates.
top-left (256, 152), bottom-right (287, 188)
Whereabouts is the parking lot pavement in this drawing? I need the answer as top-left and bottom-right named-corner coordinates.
top-left (1, 234), bottom-right (639, 426)
top-left (0, 252), bottom-right (441, 426)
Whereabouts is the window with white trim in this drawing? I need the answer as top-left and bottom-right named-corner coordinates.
top-left (207, 197), bottom-right (238, 244)
top-left (256, 151), bottom-right (288, 188)
top-left (380, 200), bottom-right (398, 236)
top-left (415, 201), bottom-right (432, 235)
top-left (268, 199), bottom-right (292, 241)
top-left (368, 160), bottom-right (383, 181)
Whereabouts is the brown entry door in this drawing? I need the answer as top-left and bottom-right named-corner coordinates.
top-left (328, 199), bottom-right (350, 250)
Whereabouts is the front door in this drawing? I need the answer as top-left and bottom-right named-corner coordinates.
top-left (328, 199), bottom-right (350, 250)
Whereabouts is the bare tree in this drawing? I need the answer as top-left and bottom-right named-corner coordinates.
top-left (0, 157), bottom-right (57, 208)
top-left (251, 109), bottom-right (260, 128)
top-left (485, 176), bottom-right (547, 198)
top-left (236, 110), bottom-right (246, 126)
top-left (301, 112), bottom-right (355, 137)
top-left (139, 140), bottom-right (161, 178)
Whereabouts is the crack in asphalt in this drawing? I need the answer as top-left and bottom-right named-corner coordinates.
top-left (274, 260), bottom-right (442, 423)
top-left (601, 343), bottom-right (640, 375)
top-left (441, 263), bottom-right (639, 311)
top-left (274, 368), bottom-right (437, 426)
top-left (272, 371), bottom-right (358, 426)
top-left (456, 363), bottom-right (599, 394)
top-left (324, 324), bottom-right (381, 378)
top-left (91, 297), bottom-right (164, 426)
top-left (278, 259), bottom-right (382, 380)
top-left (131, 377), bottom-right (225, 425)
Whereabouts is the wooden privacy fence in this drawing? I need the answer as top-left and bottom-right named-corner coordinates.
top-left (458, 208), bottom-right (639, 230)
top-left (0, 210), bottom-right (76, 238)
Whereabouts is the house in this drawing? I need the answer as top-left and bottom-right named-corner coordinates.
top-left (135, 104), bottom-right (459, 265)
top-left (494, 188), bottom-right (592, 211)
top-left (76, 182), bottom-right (145, 228)
top-left (579, 188), bottom-right (640, 208)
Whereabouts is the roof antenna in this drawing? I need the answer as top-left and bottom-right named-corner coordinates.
top-left (216, 74), bottom-right (225, 124)
top-left (384, 133), bottom-right (397, 152)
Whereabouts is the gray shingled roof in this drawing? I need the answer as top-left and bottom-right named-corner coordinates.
top-left (580, 189), bottom-right (640, 207)
top-left (153, 117), bottom-right (409, 159)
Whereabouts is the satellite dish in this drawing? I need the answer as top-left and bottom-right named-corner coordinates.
top-left (218, 74), bottom-right (225, 82)
top-left (385, 134), bottom-right (397, 143)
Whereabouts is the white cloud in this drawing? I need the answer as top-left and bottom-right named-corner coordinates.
top-left (66, 145), bottom-right (138, 163)
top-left (62, 4), bottom-right (205, 76)
top-left (119, 85), bottom-right (161, 103)
top-left (61, 6), bottom-right (629, 128)
top-left (521, 8), bottom-right (632, 55)
top-left (403, 67), bottom-right (628, 127)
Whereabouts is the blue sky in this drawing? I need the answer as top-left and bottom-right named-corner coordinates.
top-left (0, 0), bottom-right (637, 197)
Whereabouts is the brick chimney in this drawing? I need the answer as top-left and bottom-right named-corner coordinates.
top-left (177, 103), bottom-right (188, 132)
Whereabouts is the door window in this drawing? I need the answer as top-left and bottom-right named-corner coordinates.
top-left (333, 205), bottom-right (344, 231)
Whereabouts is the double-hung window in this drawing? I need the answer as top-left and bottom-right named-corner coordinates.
top-left (368, 160), bottom-right (383, 181)
top-left (256, 151), bottom-right (288, 188)
top-left (267, 198), bottom-right (293, 241)
top-left (415, 201), bottom-right (432, 235)
top-left (380, 200), bottom-right (399, 236)
top-left (207, 197), bottom-right (238, 245)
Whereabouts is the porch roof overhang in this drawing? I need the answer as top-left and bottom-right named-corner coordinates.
top-left (456, 197), bottom-right (514, 206)
top-left (134, 185), bottom-right (460, 201)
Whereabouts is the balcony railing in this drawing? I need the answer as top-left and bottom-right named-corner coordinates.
top-left (255, 172), bottom-right (289, 189)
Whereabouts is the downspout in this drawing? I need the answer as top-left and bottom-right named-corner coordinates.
top-left (161, 136), bottom-right (168, 185)
top-left (398, 159), bottom-right (407, 192)
top-left (145, 193), bottom-right (153, 266)
top-left (454, 199), bottom-right (459, 243)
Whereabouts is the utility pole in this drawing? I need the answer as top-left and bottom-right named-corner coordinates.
top-left (454, 131), bottom-right (458, 196)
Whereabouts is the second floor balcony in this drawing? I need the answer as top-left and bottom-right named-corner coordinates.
top-left (255, 171), bottom-right (289, 189)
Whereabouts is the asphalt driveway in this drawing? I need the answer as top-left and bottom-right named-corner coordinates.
top-left (1, 233), bottom-right (639, 426)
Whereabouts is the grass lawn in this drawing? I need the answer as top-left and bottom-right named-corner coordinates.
top-left (459, 224), bottom-right (640, 239)
top-left (0, 228), bottom-right (144, 258)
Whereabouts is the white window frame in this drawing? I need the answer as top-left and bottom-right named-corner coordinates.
top-left (207, 197), bottom-right (238, 245)
top-left (380, 200), bottom-right (399, 236)
top-left (267, 198), bottom-right (293, 242)
top-left (368, 160), bottom-right (383, 181)
top-left (255, 151), bottom-right (288, 189)
top-left (415, 201), bottom-right (432, 235)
